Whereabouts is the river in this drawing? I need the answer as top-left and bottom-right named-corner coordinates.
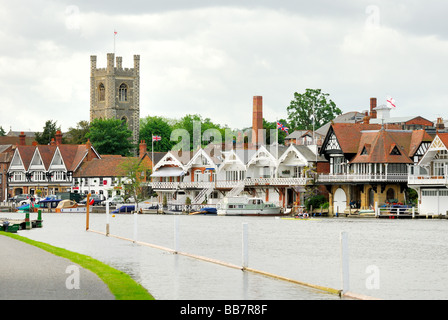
top-left (4, 211), bottom-right (448, 300)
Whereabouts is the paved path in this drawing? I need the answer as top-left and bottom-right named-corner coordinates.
top-left (0, 235), bottom-right (115, 300)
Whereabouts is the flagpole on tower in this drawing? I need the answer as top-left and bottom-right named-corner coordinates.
top-left (114, 30), bottom-right (117, 55)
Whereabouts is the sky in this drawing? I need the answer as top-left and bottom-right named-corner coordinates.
top-left (1, 0), bottom-right (448, 134)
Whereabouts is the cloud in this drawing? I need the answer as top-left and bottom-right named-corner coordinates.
top-left (1, 1), bottom-right (448, 134)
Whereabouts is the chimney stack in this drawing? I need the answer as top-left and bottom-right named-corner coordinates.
top-left (436, 117), bottom-right (445, 130)
top-left (55, 130), bottom-right (63, 145)
top-left (370, 98), bottom-right (377, 119)
top-left (19, 132), bottom-right (26, 146)
top-left (252, 96), bottom-right (263, 146)
top-left (139, 140), bottom-right (147, 159)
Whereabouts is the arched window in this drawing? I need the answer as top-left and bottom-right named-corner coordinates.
top-left (121, 116), bottom-right (128, 126)
top-left (119, 83), bottom-right (128, 102)
top-left (98, 83), bottom-right (105, 101)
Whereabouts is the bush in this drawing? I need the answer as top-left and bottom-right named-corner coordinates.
top-left (305, 195), bottom-right (327, 211)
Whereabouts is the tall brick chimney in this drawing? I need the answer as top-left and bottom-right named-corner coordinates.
top-left (19, 132), bottom-right (26, 146)
top-left (139, 140), bottom-right (147, 159)
top-left (252, 96), bottom-right (263, 146)
top-left (370, 98), bottom-right (377, 119)
top-left (55, 130), bottom-right (63, 145)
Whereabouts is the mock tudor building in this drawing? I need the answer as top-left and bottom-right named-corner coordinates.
top-left (318, 118), bottom-right (433, 214)
top-left (408, 133), bottom-right (448, 215)
top-left (7, 131), bottom-right (101, 197)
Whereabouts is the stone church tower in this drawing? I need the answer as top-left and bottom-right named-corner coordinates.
top-left (90, 53), bottom-right (140, 150)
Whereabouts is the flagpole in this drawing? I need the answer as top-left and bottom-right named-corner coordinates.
top-left (152, 136), bottom-right (154, 171)
top-left (114, 30), bottom-right (117, 55)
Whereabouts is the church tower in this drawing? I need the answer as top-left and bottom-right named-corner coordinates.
top-left (90, 53), bottom-right (140, 150)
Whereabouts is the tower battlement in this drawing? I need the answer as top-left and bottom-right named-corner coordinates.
top-left (90, 53), bottom-right (140, 152)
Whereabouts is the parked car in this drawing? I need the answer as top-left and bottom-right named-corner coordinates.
top-left (103, 196), bottom-right (124, 207)
top-left (79, 194), bottom-right (105, 206)
top-left (9, 194), bottom-right (31, 203)
top-left (18, 197), bottom-right (43, 206)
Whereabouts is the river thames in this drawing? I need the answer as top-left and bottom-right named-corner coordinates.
top-left (4, 211), bottom-right (448, 300)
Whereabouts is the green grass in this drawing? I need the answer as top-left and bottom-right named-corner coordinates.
top-left (0, 231), bottom-right (154, 300)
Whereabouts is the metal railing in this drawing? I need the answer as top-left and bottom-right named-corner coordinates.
top-left (408, 175), bottom-right (448, 185)
top-left (149, 177), bottom-right (311, 189)
top-left (317, 173), bottom-right (408, 183)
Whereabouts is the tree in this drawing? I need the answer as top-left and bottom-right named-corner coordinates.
top-left (139, 116), bottom-right (175, 152)
top-left (86, 118), bottom-right (134, 156)
top-left (35, 120), bottom-right (62, 145)
top-left (118, 157), bottom-right (151, 211)
top-left (171, 114), bottom-right (226, 151)
top-left (287, 89), bottom-right (342, 131)
top-left (66, 120), bottom-right (90, 144)
top-left (263, 118), bottom-right (289, 145)
top-left (0, 126), bottom-right (5, 136)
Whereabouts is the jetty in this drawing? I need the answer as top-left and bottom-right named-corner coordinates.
top-left (0, 211), bottom-right (43, 233)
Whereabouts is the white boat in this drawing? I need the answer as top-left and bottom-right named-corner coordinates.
top-left (217, 196), bottom-right (283, 216)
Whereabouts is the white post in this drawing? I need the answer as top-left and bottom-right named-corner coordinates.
top-left (412, 207), bottom-right (415, 219)
top-left (106, 201), bottom-right (110, 236)
top-left (375, 201), bottom-right (378, 217)
top-left (133, 210), bottom-right (138, 243)
top-left (340, 231), bottom-right (350, 294)
top-left (174, 216), bottom-right (179, 253)
top-left (242, 223), bottom-right (249, 269)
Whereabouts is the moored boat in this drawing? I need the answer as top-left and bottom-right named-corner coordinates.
top-left (217, 196), bottom-right (283, 216)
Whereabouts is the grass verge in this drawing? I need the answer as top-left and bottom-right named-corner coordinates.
top-left (0, 231), bottom-right (154, 300)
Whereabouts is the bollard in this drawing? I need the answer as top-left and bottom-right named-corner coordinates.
top-left (36, 209), bottom-right (42, 228)
top-left (3, 220), bottom-right (9, 232)
top-left (340, 231), bottom-right (350, 294)
top-left (25, 212), bottom-right (31, 230)
top-left (242, 223), bottom-right (249, 269)
top-left (174, 216), bottom-right (179, 253)
top-left (133, 210), bottom-right (138, 243)
top-left (86, 193), bottom-right (91, 231)
top-left (106, 202), bottom-right (110, 236)
top-left (412, 207), bottom-right (415, 219)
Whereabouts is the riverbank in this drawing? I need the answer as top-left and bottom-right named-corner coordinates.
top-left (0, 231), bottom-right (154, 300)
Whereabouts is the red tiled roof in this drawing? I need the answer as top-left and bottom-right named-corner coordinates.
top-left (73, 156), bottom-right (131, 177)
top-left (330, 123), bottom-right (384, 154)
top-left (350, 129), bottom-right (430, 164)
top-left (15, 146), bottom-right (36, 170)
top-left (437, 133), bottom-right (448, 149)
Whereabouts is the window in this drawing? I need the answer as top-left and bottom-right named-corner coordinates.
top-left (433, 162), bottom-right (447, 176)
top-left (33, 171), bottom-right (45, 182)
top-left (390, 146), bottom-right (401, 155)
top-left (98, 83), bottom-right (105, 101)
top-left (119, 83), bottom-right (128, 102)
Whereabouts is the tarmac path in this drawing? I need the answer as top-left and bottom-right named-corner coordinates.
top-left (0, 235), bottom-right (115, 300)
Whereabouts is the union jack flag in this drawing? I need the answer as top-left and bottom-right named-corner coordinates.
top-left (276, 122), bottom-right (289, 134)
top-left (152, 135), bottom-right (161, 141)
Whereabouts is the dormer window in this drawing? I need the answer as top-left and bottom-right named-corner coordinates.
top-left (390, 145), bottom-right (401, 155)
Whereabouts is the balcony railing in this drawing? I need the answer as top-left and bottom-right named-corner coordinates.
top-left (149, 177), bottom-right (310, 190)
top-left (317, 173), bottom-right (408, 183)
top-left (408, 175), bottom-right (448, 185)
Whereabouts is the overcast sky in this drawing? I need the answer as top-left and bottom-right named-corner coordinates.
top-left (1, 0), bottom-right (448, 133)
